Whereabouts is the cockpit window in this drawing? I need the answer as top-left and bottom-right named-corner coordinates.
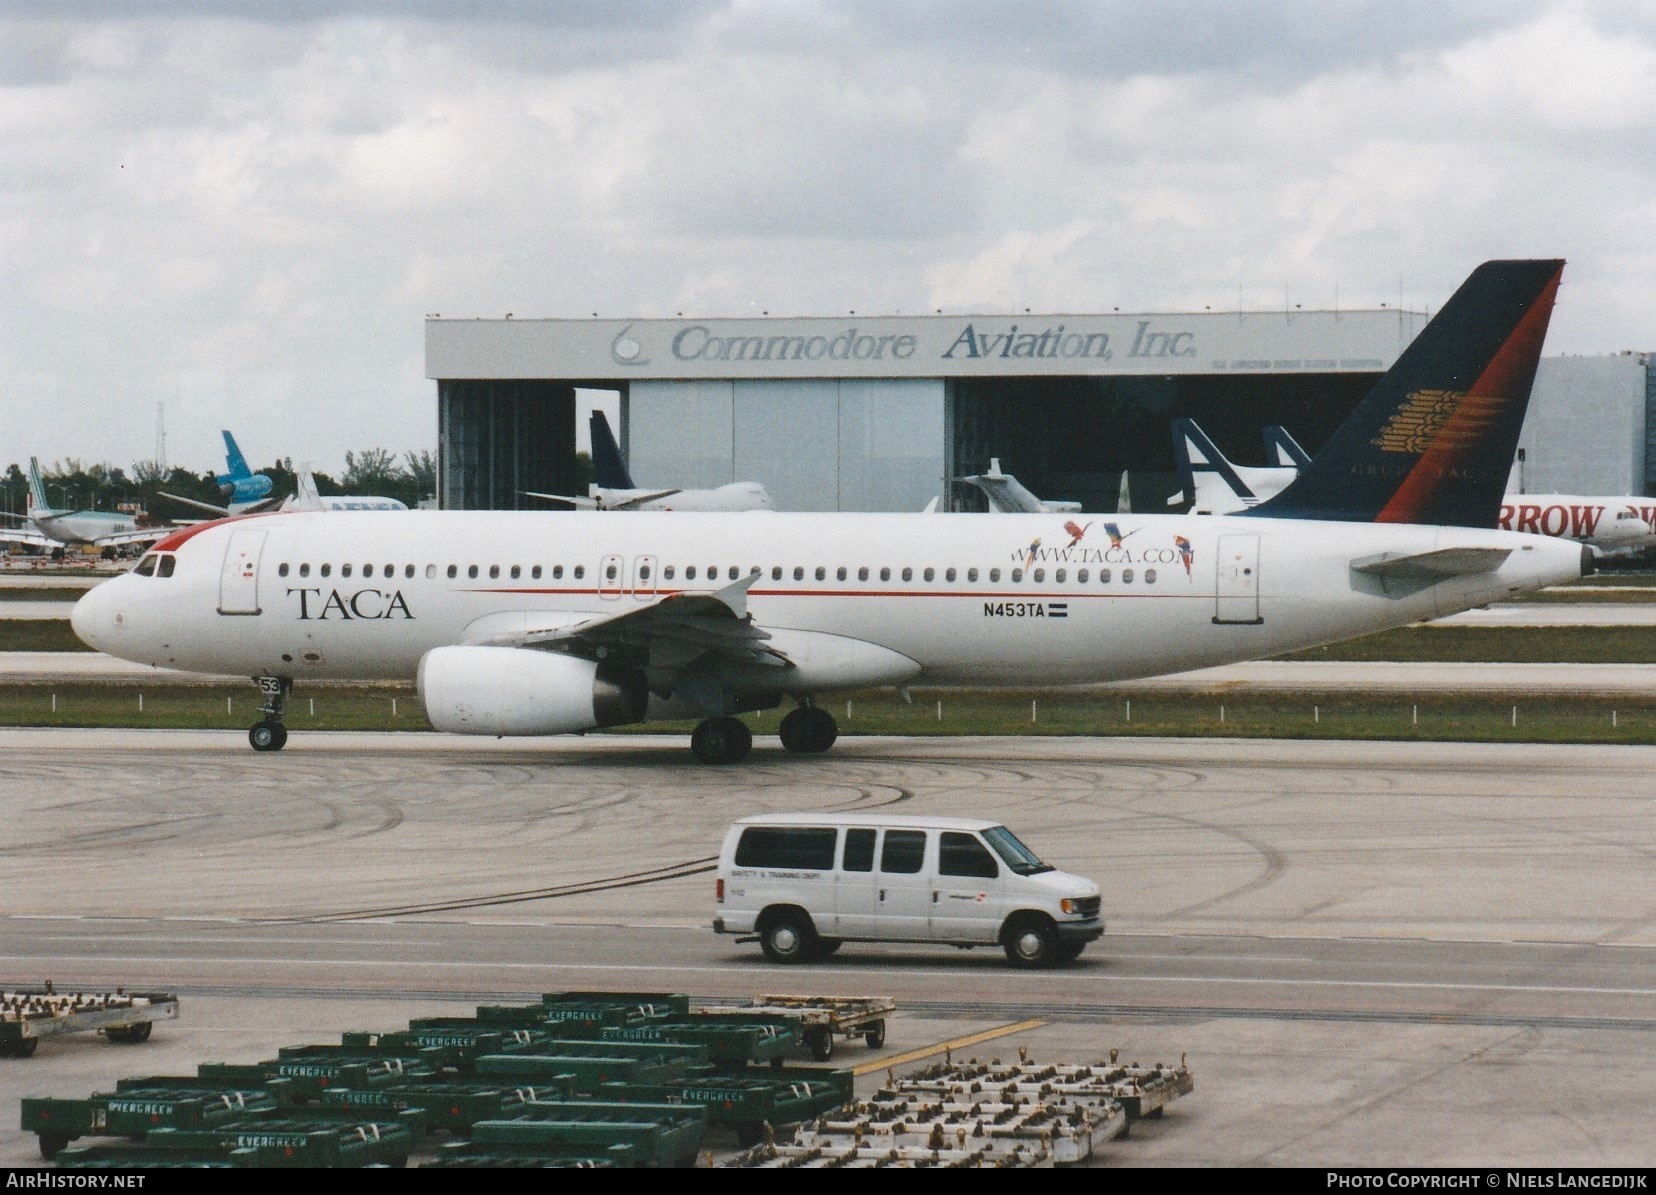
top-left (156, 554), bottom-right (176, 578)
top-left (132, 555), bottom-right (157, 577)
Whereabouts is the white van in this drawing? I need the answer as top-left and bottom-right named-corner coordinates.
top-left (713, 813), bottom-right (1103, 968)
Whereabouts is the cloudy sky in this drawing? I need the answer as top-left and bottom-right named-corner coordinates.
top-left (3, 0), bottom-right (1653, 477)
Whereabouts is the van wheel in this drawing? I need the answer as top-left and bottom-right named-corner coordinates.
top-left (1002, 915), bottom-right (1059, 968)
top-left (758, 909), bottom-right (817, 964)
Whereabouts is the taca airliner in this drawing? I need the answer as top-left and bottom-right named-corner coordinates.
top-left (72, 260), bottom-right (1584, 763)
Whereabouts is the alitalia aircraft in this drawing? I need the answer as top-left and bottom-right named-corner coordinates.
top-left (0, 458), bottom-right (166, 557)
top-left (72, 260), bottom-right (1583, 763)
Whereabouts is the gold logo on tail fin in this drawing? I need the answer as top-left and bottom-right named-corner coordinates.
top-left (1371, 389), bottom-right (1500, 453)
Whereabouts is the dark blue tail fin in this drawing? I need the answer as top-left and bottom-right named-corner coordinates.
top-left (589, 410), bottom-right (635, 490)
top-left (1243, 259), bottom-right (1563, 526)
top-left (1171, 418), bottom-right (1255, 502)
top-left (1261, 426), bottom-right (1312, 469)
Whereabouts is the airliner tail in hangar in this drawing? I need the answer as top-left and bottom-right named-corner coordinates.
top-left (72, 260), bottom-right (1586, 764)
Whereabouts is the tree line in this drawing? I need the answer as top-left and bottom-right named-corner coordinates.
top-left (0, 450), bottom-right (438, 522)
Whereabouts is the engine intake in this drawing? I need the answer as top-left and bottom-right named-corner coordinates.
top-left (418, 645), bottom-right (647, 736)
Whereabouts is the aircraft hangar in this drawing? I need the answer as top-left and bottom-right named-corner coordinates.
top-left (425, 306), bottom-right (1652, 512)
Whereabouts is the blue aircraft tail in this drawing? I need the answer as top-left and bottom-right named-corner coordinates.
top-left (218, 430), bottom-right (252, 484)
top-left (589, 410), bottom-right (635, 490)
top-left (1243, 259), bottom-right (1563, 526)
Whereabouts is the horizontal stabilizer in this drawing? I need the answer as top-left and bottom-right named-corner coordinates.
top-left (521, 490), bottom-right (598, 510)
top-left (1351, 546), bottom-right (1512, 579)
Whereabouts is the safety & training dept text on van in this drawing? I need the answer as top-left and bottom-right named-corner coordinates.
top-left (713, 813), bottom-right (1103, 968)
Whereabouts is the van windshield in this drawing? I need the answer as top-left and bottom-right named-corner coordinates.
top-left (983, 825), bottom-right (1053, 875)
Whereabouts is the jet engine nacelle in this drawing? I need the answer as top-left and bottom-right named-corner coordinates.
top-left (418, 645), bottom-right (647, 736)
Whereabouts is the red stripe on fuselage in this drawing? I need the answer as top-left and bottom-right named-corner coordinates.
top-left (143, 511), bottom-right (292, 554)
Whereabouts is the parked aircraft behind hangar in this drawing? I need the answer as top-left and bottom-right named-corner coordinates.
top-left (524, 411), bottom-right (773, 512)
top-left (72, 261), bottom-right (1585, 764)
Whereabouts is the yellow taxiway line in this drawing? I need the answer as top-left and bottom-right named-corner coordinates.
top-left (851, 1017), bottom-right (1048, 1077)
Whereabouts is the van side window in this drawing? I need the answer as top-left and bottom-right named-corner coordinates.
top-left (734, 826), bottom-right (836, 871)
top-left (842, 828), bottom-right (876, 873)
top-left (940, 832), bottom-right (999, 879)
top-left (880, 829), bottom-right (927, 874)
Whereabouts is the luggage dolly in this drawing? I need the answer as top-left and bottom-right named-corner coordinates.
top-left (717, 995), bottom-right (897, 1062)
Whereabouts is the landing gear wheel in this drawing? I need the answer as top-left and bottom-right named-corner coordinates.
top-left (1003, 916), bottom-right (1060, 969)
top-left (758, 909), bottom-right (817, 964)
top-left (864, 1019), bottom-right (887, 1049)
top-left (691, 717), bottom-right (752, 764)
top-left (779, 706), bottom-right (838, 754)
top-left (249, 720), bottom-right (287, 752)
top-left (806, 1028), bottom-right (835, 1062)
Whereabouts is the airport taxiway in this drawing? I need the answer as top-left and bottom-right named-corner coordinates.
top-left (2, 729), bottom-right (1654, 1168)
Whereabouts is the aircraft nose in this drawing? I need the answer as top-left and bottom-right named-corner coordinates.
top-left (70, 582), bottom-right (112, 651)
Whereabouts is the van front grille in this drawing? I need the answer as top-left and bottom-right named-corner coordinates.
top-left (1073, 895), bottom-right (1101, 919)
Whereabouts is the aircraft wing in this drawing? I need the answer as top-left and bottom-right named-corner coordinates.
top-left (464, 574), bottom-right (785, 675)
top-left (95, 528), bottom-right (173, 549)
top-left (0, 525), bottom-right (55, 549)
top-left (1351, 547), bottom-right (1513, 579)
top-left (520, 491), bottom-right (600, 511)
top-left (600, 488), bottom-right (682, 511)
top-left (159, 492), bottom-right (231, 517)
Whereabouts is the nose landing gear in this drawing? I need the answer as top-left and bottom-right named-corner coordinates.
top-left (249, 676), bottom-right (291, 752)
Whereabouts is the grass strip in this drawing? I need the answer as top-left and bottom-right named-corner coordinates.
top-left (5, 683), bottom-right (1656, 745)
top-left (0, 621), bottom-right (94, 651)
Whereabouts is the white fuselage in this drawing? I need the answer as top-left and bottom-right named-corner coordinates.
top-left (32, 510), bottom-right (139, 546)
top-left (72, 509), bottom-right (1583, 688)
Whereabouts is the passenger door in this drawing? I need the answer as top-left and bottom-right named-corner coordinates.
top-left (873, 829), bottom-right (932, 941)
top-left (831, 827), bottom-right (879, 937)
top-left (929, 831), bottom-right (1005, 943)
top-left (1214, 533), bottom-right (1263, 624)
top-left (217, 529), bottom-right (266, 616)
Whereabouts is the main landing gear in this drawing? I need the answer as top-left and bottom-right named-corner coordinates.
top-left (780, 705), bottom-right (837, 755)
top-left (691, 716), bottom-right (752, 764)
top-left (249, 676), bottom-right (291, 752)
top-left (689, 705), bottom-right (840, 765)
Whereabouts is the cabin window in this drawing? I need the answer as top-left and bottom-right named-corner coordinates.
top-left (510, 565), bottom-right (521, 579)
top-left (967, 567), bottom-right (978, 582)
top-left (528, 564), bottom-right (539, 580)
top-left (467, 565), bottom-right (478, 579)
top-left (945, 567), bottom-right (956, 582)
top-left (1055, 568), bottom-right (1066, 583)
top-left (898, 567), bottom-right (910, 582)
top-left (639, 564), bottom-right (651, 581)
top-left (858, 567), bottom-right (869, 581)
top-left (425, 564), bottom-right (436, 579)
top-left (573, 565), bottom-right (585, 579)
top-left (771, 566), bottom-right (782, 580)
top-left (320, 564), bottom-right (332, 578)
top-left (446, 564), bottom-right (457, 579)
top-left (341, 564), bottom-right (353, 578)
top-left (133, 556), bottom-right (157, 577)
top-left (728, 566), bottom-right (739, 581)
top-left (1098, 568), bottom-right (1110, 583)
top-left (815, 566), bottom-right (826, 581)
top-left (662, 565), bottom-right (673, 581)
top-left (364, 565), bottom-right (375, 578)
top-left (490, 565), bottom-right (501, 579)
top-left (920, 567), bottom-right (932, 582)
top-left (300, 563), bottom-right (311, 578)
top-left (604, 562), bottom-right (617, 581)
top-left (403, 564), bottom-right (413, 578)
top-left (880, 567), bottom-right (891, 582)
top-left (1145, 568), bottom-right (1157, 584)
top-left (686, 566), bottom-right (697, 580)
top-left (793, 566), bottom-right (804, 581)
top-left (989, 568), bottom-right (1000, 582)
top-left (1011, 568), bottom-right (1023, 582)
top-left (837, 567), bottom-right (847, 581)
top-left (1123, 568), bottom-right (1134, 583)
top-left (278, 563), bottom-right (289, 578)
top-left (1033, 568), bottom-right (1045, 582)
top-left (552, 565), bottom-right (564, 580)
top-left (1078, 568), bottom-right (1088, 583)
